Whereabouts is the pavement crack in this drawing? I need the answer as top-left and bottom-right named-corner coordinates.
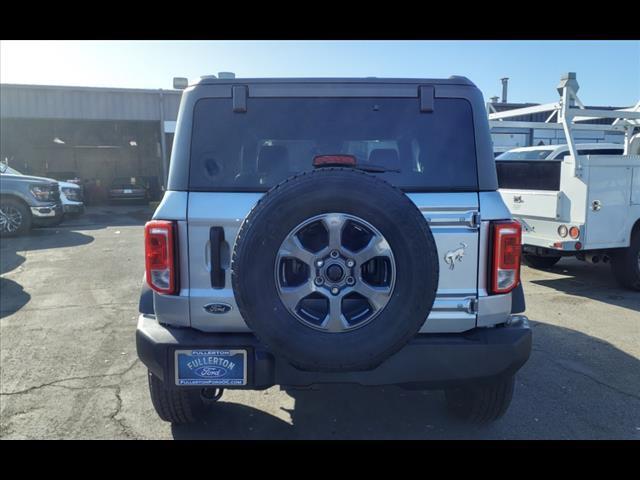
top-left (533, 347), bottom-right (640, 402)
top-left (0, 359), bottom-right (141, 396)
top-left (107, 385), bottom-right (133, 439)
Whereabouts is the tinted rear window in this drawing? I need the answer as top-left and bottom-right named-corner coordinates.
top-left (189, 97), bottom-right (477, 191)
top-left (496, 161), bottom-right (561, 191)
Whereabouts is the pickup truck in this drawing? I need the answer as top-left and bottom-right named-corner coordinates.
top-left (0, 164), bottom-right (63, 236)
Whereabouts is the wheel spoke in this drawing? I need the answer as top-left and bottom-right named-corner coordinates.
top-left (278, 234), bottom-right (316, 267)
top-left (350, 234), bottom-right (392, 266)
top-left (352, 281), bottom-right (392, 311)
top-left (0, 207), bottom-right (21, 233)
top-left (276, 212), bottom-right (396, 333)
top-left (322, 214), bottom-right (347, 251)
top-left (279, 281), bottom-right (315, 309)
top-left (320, 294), bottom-right (350, 332)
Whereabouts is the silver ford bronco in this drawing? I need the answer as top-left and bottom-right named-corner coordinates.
top-left (136, 76), bottom-right (531, 424)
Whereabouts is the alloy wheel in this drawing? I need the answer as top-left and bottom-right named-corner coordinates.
top-left (275, 213), bottom-right (396, 333)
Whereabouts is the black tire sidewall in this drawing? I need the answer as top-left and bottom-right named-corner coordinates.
top-left (232, 169), bottom-right (439, 372)
top-left (611, 230), bottom-right (640, 290)
top-left (0, 198), bottom-right (31, 237)
top-left (445, 375), bottom-right (515, 423)
top-left (148, 371), bottom-right (206, 423)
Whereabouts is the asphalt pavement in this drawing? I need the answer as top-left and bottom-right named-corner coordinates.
top-left (1, 205), bottom-right (638, 439)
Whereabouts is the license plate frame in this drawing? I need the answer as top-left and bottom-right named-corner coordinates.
top-left (174, 349), bottom-right (247, 386)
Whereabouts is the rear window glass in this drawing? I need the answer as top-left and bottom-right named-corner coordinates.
top-left (496, 161), bottom-right (561, 191)
top-left (189, 97), bottom-right (477, 191)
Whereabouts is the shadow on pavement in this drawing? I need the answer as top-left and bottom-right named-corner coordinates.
top-left (171, 322), bottom-right (640, 440)
top-left (0, 277), bottom-right (31, 318)
top-left (48, 205), bottom-right (154, 230)
top-left (0, 228), bottom-right (95, 317)
top-left (529, 258), bottom-right (640, 313)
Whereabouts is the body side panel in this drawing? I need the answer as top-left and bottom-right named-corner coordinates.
top-left (186, 192), bottom-right (483, 333)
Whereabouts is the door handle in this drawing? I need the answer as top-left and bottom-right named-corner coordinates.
top-left (591, 200), bottom-right (602, 212)
top-left (210, 227), bottom-right (225, 288)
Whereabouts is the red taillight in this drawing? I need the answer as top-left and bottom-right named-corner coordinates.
top-left (144, 220), bottom-right (177, 295)
top-left (490, 220), bottom-right (522, 294)
top-left (313, 154), bottom-right (357, 167)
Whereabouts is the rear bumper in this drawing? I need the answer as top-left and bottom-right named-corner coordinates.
top-left (109, 192), bottom-right (146, 200)
top-left (136, 314), bottom-right (532, 390)
top-left (517, 217), bottom-right (583, 252)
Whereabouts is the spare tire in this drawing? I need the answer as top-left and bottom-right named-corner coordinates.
top-left (232, 168), bottom-right (439, 372)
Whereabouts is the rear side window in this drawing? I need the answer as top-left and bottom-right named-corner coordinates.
top-left (496, 161), bottom-right (561, 191)
top-left (189, 97), bottom-right (478, 191)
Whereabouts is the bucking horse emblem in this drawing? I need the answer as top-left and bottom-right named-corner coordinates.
top-left (444, 242), bottom-right (467, 270)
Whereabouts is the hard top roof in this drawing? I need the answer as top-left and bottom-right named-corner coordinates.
top-left (193, 76), bottom-right (475, 87)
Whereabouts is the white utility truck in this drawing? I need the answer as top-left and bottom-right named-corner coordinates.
top-left (489, 72), bottom-right (640, 290)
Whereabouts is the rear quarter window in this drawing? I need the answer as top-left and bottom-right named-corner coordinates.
top-left (189, 97), bottom-right (478, 192)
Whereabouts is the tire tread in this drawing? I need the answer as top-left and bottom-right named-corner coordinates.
top-left (445, 376), bottom-right (515, 424)
top-left (231, 167), bottom-right (439, 372)
top-left (148, 371), bottom-right (199, 424)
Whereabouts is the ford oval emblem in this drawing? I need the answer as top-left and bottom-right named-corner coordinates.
top-left (195, 366), bottom-right (228, 378)
top-left (204, 303), bottom-right (232, 314)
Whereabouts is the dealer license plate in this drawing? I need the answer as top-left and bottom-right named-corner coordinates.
top-left (175, 349), bottom-right (247, 386)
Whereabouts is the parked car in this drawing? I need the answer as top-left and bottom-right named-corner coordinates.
top-left (0, 164), bottom-right (63, 236)
top-left (3, 165), bottom-right (84, 218)
top-left (108, 177), bottom-right (149, 203)
top-left (136, 75), bottom-right (531, 425)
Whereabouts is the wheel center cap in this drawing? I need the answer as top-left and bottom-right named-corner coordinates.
top-left (326, 264), bottom-right (344, 282)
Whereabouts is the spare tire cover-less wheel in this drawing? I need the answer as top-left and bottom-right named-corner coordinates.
top-left (232, 168), bottom-right (439, 372)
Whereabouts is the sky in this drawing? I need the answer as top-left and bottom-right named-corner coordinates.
top-left (1, 40), bottom-right (639, 106)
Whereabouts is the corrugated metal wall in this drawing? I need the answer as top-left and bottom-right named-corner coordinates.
top-left (0, 84), bottom-right (181, 121)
